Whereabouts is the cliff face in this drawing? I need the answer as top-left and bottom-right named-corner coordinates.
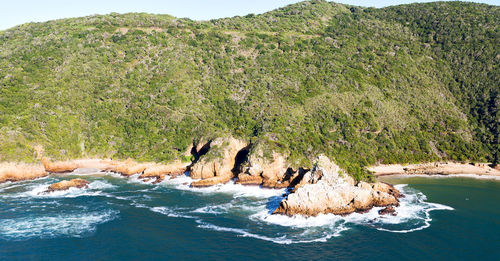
top-left (273, 156), bottom-right (401, 216)
top-left (190, 137), bottom-right (249, 187)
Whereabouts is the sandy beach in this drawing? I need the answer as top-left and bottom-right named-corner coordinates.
top-left (368, 162), bottom-right (500, 179)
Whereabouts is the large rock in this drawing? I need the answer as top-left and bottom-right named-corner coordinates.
top-left (106, 158), bottom-right (151, 176)
top-left (273, 155), bottom-right (400, 216)
top-left (42, 157), bottom-right (78, 173)
top-left (236, 150), bottom-right (301, 188)
top-left (0, 162), bottom-right (47, 183)
top-left (139, 161), bottom-right (190, 183)
top-left (190, 136), bottom-right (248, 187)
top-left (46, 178), bottom-right (89, 192)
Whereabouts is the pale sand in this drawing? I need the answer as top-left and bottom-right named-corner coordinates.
top-left (368, 162), bottom-right (500, 178)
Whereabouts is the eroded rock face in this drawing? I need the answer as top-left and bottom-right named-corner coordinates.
top-left (190, 137), bottom-right (248, 187)
top-left (46, 178), bottom-right (89, 192)
top-left (105, 158), bottom-right (151, 177)
top-left (138, 161), bottom-right (190, 183)
top-left (0, 163), bottom-right (47, 183)
top-left (42, 157), bottom-right (78, 173)
top-left (236, 151), bottom-right (303, 188)
top-left (273, 155), bottom-right (400, 216)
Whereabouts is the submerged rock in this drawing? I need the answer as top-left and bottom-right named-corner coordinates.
top-left (273, 155), bottom-right (400, 216)
top-left (378, 206), bottom-right (397, 216)
top-left (46, 178), bottom-right (89, 192)
top-left (190, 136), bottom-right (248, 187)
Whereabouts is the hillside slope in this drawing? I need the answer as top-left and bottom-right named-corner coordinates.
top-left (0, 0), bottom-right (498, 180)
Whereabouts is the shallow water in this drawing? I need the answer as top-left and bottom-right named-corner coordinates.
top-left (0, 172), bottom-right (498, 260)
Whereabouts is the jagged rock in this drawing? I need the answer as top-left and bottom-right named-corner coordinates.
top-left (273, 155), bottom-right (400, 216)
top-left (236, 150), bottom-right (295, 188)
top-left (378, 206), bottom-right (397, 215)
top-left (42, 157), bottom-right (78, 173)
top-left (139, 161), bottom-right (190, 183)
top-left (46, 178), bottom-right (89, 192)
top-left (0, 163), bottom-right (47, 183)
top-left (190, 136), bottom-right (248, 187)
top-left (106, 158), bottom-right (151, 176)
top-left (235, 173), bottom-right (263, 185)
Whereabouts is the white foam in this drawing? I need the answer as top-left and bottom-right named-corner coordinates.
top-left (250, 183), bottom-right (453, 236)
top-left (192, 203), bottom-right (234, 215)
top-left (0, 210), bottom-right (118, 240)
top-left (127, 174), bottom-right (155, 185)
top-left (2, 180), bottom-right (116, 199)
top-left (196, 220), bottom-right (345, 244)
top-left (149, 206), bottom-right (195, 219)
top-left (161, 176), bottom-right (285, 198)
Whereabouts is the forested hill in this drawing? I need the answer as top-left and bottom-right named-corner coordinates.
top-left (0, 1), bottom-right (498, 180)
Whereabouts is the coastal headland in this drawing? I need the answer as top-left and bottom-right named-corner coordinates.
top-left (1, 135), bottom-right (497, 217)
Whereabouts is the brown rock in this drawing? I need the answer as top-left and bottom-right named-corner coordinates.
top-left (46, 178), bottom-right (89, 192)
top-left (235, 173), bottom-right (263, 185)
top-left (378, 206), bottom-right (397, 216)
top-left (273, 155), bottom-right (400, 217)
top-left (41, 157), bottom-right (77, 173)
top-left (139, 161), bottom-right (190, 183)
top-left (190, 136), bottom-right (248, 186)
top-left (0, 162), bottom-right (47, 183)
top-left (236, 150), bottom-right (291, 188)
top-left (190, 175), bottom-right (233, 187)
top-left (106, 158), bottom-right (151, 176)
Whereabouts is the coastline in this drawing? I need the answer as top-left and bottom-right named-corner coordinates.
top-left (368, 162), bottom-right (500, 180)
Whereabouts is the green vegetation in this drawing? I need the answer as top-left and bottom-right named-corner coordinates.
top-left (0, 1), bottom-right (498, 180)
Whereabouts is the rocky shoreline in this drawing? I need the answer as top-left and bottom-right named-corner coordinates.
top-left (368, 162), bottom-right (500, 177)
top-left (4, 135), bottom-right (495, 217)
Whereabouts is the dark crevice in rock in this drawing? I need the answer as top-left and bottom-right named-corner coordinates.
top-left (288, 168), bottom-right (309, 188)
top-left (231, 144), bottom-right (251, 175)
top-left (190, 140), bottom-right (212, 167)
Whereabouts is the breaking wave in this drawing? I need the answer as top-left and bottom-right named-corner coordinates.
top-left (0, 172), bottom-right (454, 244)
top-left (0, 210), bottom-right (118, 240)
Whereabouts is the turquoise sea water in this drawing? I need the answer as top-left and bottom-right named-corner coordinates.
top-left (0, 171), bottom-right (499, 260)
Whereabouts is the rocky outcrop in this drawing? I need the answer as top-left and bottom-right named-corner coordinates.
top-left (105, 158), bottom-right (151, 177)
top-left (139, 161), bottom-right (190, 183)
top-left (190, 137), bottom-right (248, 187)
top-left (273, 155), bottom-right (400, 216)
top-left (235, 150), bottom-right (305, 188)
top-left (46, 178), bottom-right (89, 192)
top-left (0, 162), bottom-right (47, 183)
top-left (42, 157), bottom-right (78, 173)
top-left (368, 162), bottom-right (500, 177)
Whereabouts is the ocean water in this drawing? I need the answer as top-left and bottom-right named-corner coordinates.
top-left (0, 171), bottom-right (499, 260)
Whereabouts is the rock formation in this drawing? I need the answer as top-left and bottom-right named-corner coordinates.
top-left (190, 136), bottom-right (248, 187)
top-left (236, 150), bottom-right (307, 188)
top-left (378, 206), bottom-right (397, 215)
top-left (273, 155), bottom-right (401, 216)
top-left (46, 178), bottom-right (90, 192)
top-left (42, 157), bottom-right (78, 173)
top-left (0, 162), bottom-right (47, 183)
top-left (139, 161), bottom-right (191, 183)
